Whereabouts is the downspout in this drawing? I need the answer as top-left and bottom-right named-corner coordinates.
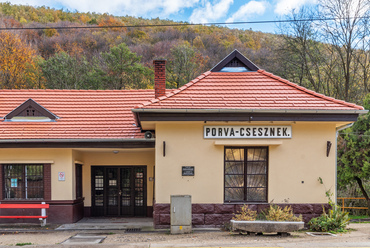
top-left (335, 123), bottom-right (354, 204)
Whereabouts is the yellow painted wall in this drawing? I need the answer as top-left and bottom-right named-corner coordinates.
top-left (0, 148), bottom-right (155, 206)
top-left (80, 150), bottom-right (155, 207)
top-left (154, 121), bottom-right (337, 204)
top-left (0, 148), bottom-right (74, 200)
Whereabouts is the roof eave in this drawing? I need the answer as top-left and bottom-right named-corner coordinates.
top-left (0, 138), bottom-right (155, 148)
top-left (132, 108), bottom-right (368, 115)
top-left (0, 138), bottom-right (155, 143)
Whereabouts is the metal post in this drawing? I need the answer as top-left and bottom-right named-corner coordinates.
top-left (40, 202), bottom-right (46, 227)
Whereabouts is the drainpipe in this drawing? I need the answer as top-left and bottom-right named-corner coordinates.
top-left (335, 123), bottom-right (354, 204)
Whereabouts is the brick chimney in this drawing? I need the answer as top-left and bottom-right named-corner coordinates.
top-left (154, 60), bottom-right (166, 98)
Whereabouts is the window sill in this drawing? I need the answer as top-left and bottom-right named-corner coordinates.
top-left (0, 160), bottom-right (54, 164)
top-left (224, 202), bottom-right (268, 204)
top-left (215, 140), bottom-right (282, 146)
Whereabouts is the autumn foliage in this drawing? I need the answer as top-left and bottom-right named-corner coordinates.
top-left (0, 3), bottom-right (280, 91)
top-left (0, 2), bottom-right (369, 107)
top-left (0, 31), bottom-right (41, 89)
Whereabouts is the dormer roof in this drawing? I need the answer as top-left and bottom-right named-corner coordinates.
top-left (4, 98), bottom-right (58, 121)
top-left (211, 49), bottom-right (259, 72)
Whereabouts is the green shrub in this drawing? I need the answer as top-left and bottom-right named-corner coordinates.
top-left (232, 205), bottom-right (257, 221)
top-left (232, 204), bottom-right (303, 222)
top-left (263, 204), bottom-right (303, 222)
top-left (308, 204), bottom-right (349, 232)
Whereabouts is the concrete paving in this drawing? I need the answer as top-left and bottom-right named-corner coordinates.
top-left (61, 233), bottom-right (106, 245)
top-left (56, 217), bottom-right (154, 231)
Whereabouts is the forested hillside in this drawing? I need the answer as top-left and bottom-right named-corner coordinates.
top-left (0, 3), bottom-right (281, 90)
top-left (0, 1), bottom-right (370, 106)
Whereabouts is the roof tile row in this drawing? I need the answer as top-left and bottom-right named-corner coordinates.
top-left (0, 69), bottom-right (363, 140)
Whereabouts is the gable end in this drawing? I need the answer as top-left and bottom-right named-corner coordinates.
top-left (211, 49), bottom-right (260, 72)
top-left (4, 98), bottom-right (58, 120)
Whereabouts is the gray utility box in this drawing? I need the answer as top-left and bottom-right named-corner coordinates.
top-left (170, 195), bottom-right (192, 234)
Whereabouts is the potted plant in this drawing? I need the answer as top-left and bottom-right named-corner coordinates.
top-left (230, 205), bottom-right (304, 236)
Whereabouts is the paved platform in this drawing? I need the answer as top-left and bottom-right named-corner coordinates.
top-left (56, 217), bottom-right (155, 231)
top-left (61, 233), bottom-right (106, 245)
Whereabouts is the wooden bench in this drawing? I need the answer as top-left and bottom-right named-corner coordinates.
top-left (0, 202), bottom-right (49, 226)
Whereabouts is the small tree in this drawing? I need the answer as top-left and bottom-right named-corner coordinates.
top-left (0, 31), bottom-right (40, 89)
top-left (100, 43), bottom-right (153, 89)
top-left (338, 94), bottom-right (370, 215)
top-left (166, 42), bottom-right (208, 89)
top-left (41, 52), bottom-right (103, 89)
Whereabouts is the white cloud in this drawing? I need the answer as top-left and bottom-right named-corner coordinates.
top-left (1, 0), bottom-right (200, 17)
top-left (226, 1), bottom-right (268, 23)
top-left (189, 0), bottom-right (234, 23)
top-left (274, 0), bottom-right (317, 15)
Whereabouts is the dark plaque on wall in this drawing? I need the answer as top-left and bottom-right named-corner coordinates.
top-left (182, 166), bottom-right (195, 176)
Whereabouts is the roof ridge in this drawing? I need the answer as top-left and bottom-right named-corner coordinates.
top-left (257, 69), bottom-right (364, 110)
top-left (135, 71), bottom-right (212, 108)
top-left (0, 89), bottom-right (157, 92)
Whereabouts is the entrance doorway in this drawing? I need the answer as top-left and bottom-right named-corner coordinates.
top-left (91, 166), bottom-right (147, 217)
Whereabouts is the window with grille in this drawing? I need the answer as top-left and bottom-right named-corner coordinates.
top-left (3, 164), bottom-right (44, 200)
top-left (224, 147), bottom-right (268, 202)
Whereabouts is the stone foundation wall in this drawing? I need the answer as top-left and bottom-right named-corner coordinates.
top-left (153, 203), bottom-right (329, 229)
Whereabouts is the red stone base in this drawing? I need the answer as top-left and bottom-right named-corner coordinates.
top-left (153, 203), bottom-right (329, 228)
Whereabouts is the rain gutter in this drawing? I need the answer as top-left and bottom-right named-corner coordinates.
top-left (132, 108), bottom-right (368, 114)
top-left (0, 138), bottom-right (153, 143)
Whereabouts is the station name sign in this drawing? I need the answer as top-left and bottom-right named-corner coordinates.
top-left (204, 126), bottom-right (292, 139)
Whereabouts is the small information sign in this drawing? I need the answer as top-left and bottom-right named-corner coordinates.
top-left (182, 166), bottom-right (195, 176)
top-left (58, 172), bottom-right (65, 181)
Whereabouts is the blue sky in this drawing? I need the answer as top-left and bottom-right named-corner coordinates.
top-left (1, 0), bottom-right (318, 33)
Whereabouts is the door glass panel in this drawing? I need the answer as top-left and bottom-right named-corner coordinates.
top-left (107, 168), bottom-right (118, 206)
top-left (134, 168), bottom-right (144, 207)
top-left (135, 178), bottom-right (143, 188)
top-left (122, 178), bottom-right (130, 188)
top-left (94, 168), bottom-right (104, 206)
top-left (108, 189), bottom-right (118, 206)
top-left (95, 191), bottom-right (104, 206)
top-left (121, 168), bottom-right (131, 207)
top-left (122, 189), bottom-right (131, 206)
top-left (135, 189), bottom-right (144, 206)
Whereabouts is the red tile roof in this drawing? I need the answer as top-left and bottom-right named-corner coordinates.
top-left (0, 89), bottom-right (160, 140)
top-left (136, 70), bottom-right (364, 110)
top-left (0, 69), bottom-right (364, 141)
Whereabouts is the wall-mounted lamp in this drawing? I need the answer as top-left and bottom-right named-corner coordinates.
top-left (163, 141), bottom-right (166, 157)
top-left (326, 141), bottom-right (332, 157)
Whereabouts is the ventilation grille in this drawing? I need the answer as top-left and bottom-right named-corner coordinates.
top-left (125, 228), bottom-right (141, 233)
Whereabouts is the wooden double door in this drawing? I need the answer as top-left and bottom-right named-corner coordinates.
top-left (91, 166), bottom-right (147, 217)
